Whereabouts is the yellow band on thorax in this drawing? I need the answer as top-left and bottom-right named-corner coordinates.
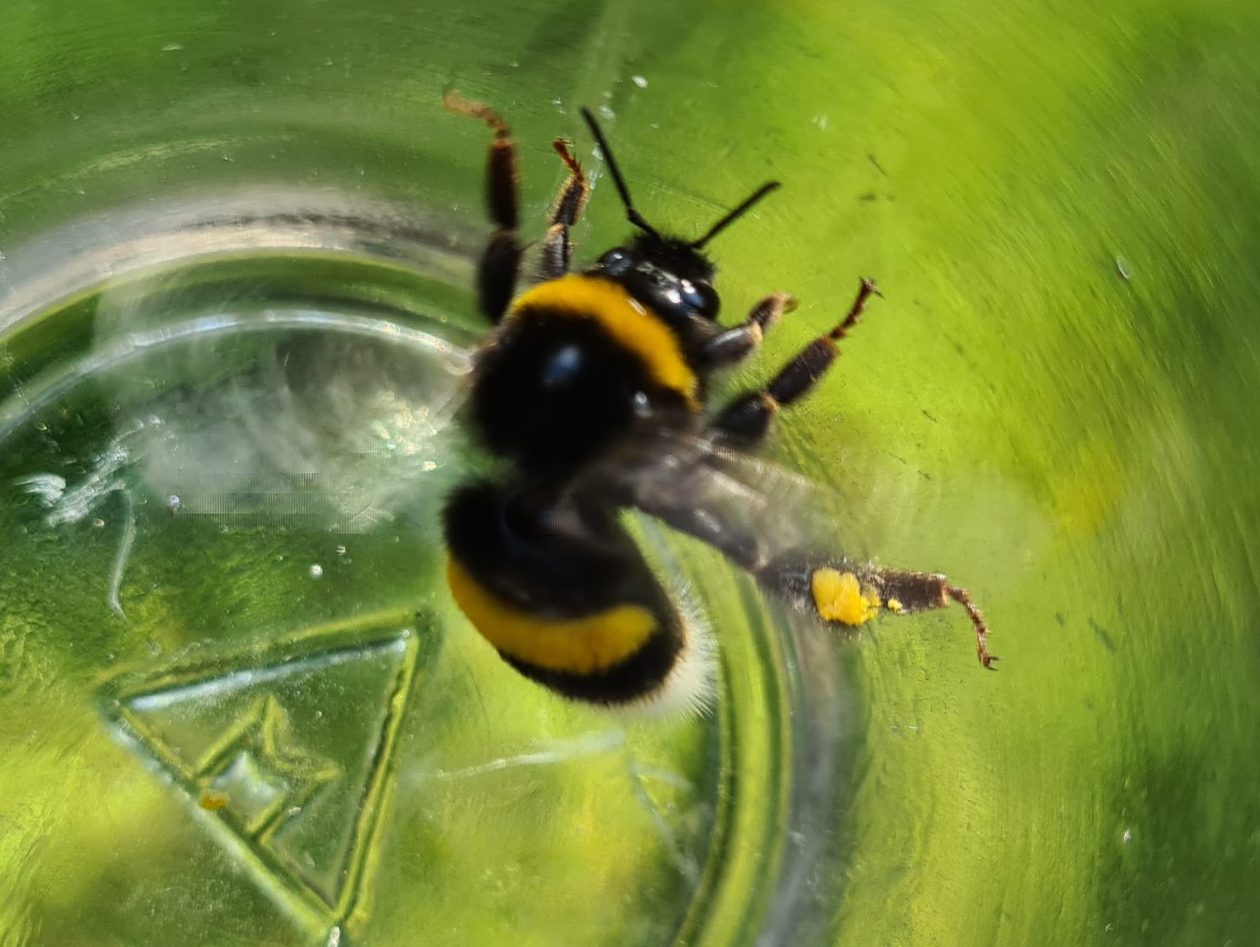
top-left (510, 275), bottom-right (699, 406)
top-left (447, 556), bottom-right (659, 674)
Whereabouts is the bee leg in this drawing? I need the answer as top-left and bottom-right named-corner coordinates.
top-left (539, 138), bottom-right (590, 279)
top-left (757, 555), bottom-right (997, 669)
top-left (627, 477), bottom-right (997, 669)
top-left (698, 293), bottom-right (797, 369)
top-left (444, 90), bottom-right (523, 323)
top-left (710, 277), bottom-right (879, 445)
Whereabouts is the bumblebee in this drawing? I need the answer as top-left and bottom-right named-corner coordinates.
top-left (441, 92), bottom-right (995, 711)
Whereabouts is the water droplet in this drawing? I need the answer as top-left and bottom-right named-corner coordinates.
top-left (335, 545), bottom-right (347, 556)
top-left (632, 75), bottom-right (648, 89)
top-left (309, 564), bottom-right (323, 578)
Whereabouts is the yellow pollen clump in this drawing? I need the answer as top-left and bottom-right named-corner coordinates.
top-left (811, 568), bottom-right (882, 626)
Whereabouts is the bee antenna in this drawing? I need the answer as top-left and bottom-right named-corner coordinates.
top-left (580, 107), bottom-right (661, 240)
top-left (691, 181), bottom-right (781, 249)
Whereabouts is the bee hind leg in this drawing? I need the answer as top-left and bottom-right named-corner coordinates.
top-left (627, 476), bottom-right (996, 669)
top-left (444, 90), bottom-right (523, 323)
top-left (758, 555), bottom-right (997, 669)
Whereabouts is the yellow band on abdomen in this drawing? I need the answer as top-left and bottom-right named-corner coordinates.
top-left (447, 556), bottom-right (659, 674)
top-left (509, 275), bottom-right (699, 407)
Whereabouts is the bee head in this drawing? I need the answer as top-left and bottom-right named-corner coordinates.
top-left (579, 108), bottom-right (779, 323)
top-left (589, 237), bottom-right (721, 320)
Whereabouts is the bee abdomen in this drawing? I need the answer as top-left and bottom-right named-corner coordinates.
top-left (443, 481), bottom-right (712, 710)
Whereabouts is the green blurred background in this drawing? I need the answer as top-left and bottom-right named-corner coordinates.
top-left (3, 0), bottom-right (1260, 944)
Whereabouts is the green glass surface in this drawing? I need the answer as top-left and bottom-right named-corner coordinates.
top-left (3, 0), bottom-right (1259, 945)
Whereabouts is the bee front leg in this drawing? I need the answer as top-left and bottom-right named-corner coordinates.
top-left (539, 139), bottom-right (590, 279)
top-left (698, 293), bottom-right (797, 369)
top-left (710, 278), bottom-right (878, 446)
top-left (444, 90), bottom-right (524, 323)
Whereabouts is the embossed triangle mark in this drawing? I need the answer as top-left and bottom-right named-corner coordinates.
top-left (100, 613), bottom-right (427, 936)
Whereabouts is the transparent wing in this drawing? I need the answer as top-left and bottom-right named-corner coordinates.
top-left (585, 425), bottom-right (876, 570)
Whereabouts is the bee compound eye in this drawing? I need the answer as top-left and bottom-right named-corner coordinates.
top-left (599, 249), bottom-right (631, 275)
top-left (681, 279), bottom-right (719, 318)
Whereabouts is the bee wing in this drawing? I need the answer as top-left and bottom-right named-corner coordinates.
top-left (590, 427), bottom-right (870, 569)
